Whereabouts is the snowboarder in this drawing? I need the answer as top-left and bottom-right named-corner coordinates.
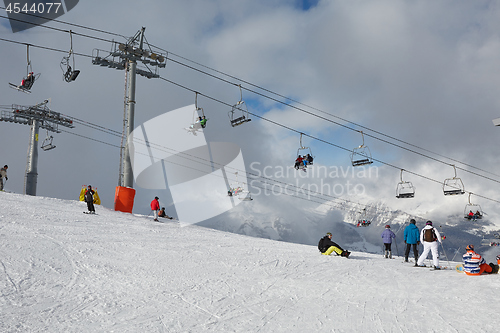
top-left (416, 221), bottom-right (441, 269)
top-left (151, 196), bottom-right (160, 222)
top-left (0, 165), bottom-right (8, 191)
top-left (404, 219), bottom-right (420, 265)
top-left (381, 225), bottom-right (396, 258)
top-left (463, 245), bottom-right (499, 275)
top-left (84, 185), bottom-right (95, 214)
top-left (318, 232), bottom-right (350, 258)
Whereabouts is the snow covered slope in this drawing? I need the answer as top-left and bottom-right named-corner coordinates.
top-left (1, 192), bottom-right (499, 332)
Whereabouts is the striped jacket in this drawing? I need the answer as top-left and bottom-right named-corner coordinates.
top-left (463, 250), bottom-right (485, 275)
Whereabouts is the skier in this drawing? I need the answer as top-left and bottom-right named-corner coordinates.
top-left (381, 225), bottom-right (396, 258)
top-left (404, 219), bottom-right (420, 265)
top-left (84, 185), bottom-right (95, 214)
top-left (0, 165), bottom-right (8, 191)
top-left (416, 221), bottom-right (441, 269)
top-left (318, 232), bottom-right (350, 258)
top-left (151, 196), bottom-right (160, 222)
top-left (463, 245), bottom-right (499, 275)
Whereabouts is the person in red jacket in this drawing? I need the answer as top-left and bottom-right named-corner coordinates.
top-left (151, 196), bottom-right (160, 221)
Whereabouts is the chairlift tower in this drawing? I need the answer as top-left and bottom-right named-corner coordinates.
top-left (0, 100), bottom-right (74, 195)
top-left (92, 27), bottom-right (166, 188)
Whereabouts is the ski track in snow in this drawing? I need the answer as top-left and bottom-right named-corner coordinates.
top-left (1, 192), bottom-right (499, 332)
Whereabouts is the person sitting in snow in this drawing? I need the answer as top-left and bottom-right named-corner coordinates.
top-left (158, 207), bottom-right (174, 219)
top-left (381, 225), bottom-right (396, 259)
top-left (318, 232), bottom-right (350, 258)
top-left (463, 244), bottom-right (499, 275)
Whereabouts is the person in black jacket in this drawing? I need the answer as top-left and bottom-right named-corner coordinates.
top-left (318, 232), bottom-right (350, 258)
top-left (84, 185), bottom-right (95, 214)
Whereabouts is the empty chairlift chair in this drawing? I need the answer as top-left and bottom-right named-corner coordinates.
top-left (228, 84), bottom-right (251, 127)
top-left (41, 134), bottom-right (56, 151)
top-left (350, 131), bottom-right (373, 167)
top-left (396, 169), bottom-right (415, 198)
top-left (443, 165), bottom-right (465, 196)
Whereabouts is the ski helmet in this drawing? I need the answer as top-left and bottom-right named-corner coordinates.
top-left (466, 244), bottom-right (474, 251)
top-left (385, 225), bottom-right (390, 228)
top-left (410, 219), bottom-right (416, 224)
top-left (326, 232), bottom-right (332, 236)
top-left (426, 221), bottom-right (433, 226)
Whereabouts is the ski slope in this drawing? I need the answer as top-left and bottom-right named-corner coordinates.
top-left (0, 192), bottom-right (499, 332)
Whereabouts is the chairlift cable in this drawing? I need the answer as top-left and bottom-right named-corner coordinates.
top-left (1, 11), bottom-right (499, 182)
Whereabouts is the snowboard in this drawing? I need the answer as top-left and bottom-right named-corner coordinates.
top-left (455, 264), bottom-right (465, 273)
top-left (83, 211), bottom-right (97, 215)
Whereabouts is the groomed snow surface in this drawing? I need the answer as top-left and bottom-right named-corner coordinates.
top-left (1, 192), bottom-right (499, 332)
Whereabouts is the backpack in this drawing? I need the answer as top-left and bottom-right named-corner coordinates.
top-left (423, 228), bottom-right (437, 242)
top-left (318, 237), bottom-right (327, 252)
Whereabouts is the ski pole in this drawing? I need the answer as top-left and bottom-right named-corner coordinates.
top-left (440, 241), bottom-right (451, 268)
top-left (451, 246), bottom-right (461, 261)
top-left (394, 238), bottom-right (400, 257)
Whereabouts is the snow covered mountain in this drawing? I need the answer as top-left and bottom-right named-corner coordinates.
top-left (1, 191), bottom-right (499, 332)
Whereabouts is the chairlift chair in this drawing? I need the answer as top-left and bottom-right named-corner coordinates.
top-left (60, 31), bottom-right (80, 82)
top-left (463, 193), bottom-right (482, 220)
top-left (396, 169), bottom-right (415, 198)
top-left (41, 135), bottom-right (56, 151)
top-left (356, 208), bottom-right (371, 227)
top-left (185, 93), bottom-right (207, 135)
top-left (443, 165), bottom-right (465, 196)
top-left (228, 172), bottom-right (253, 201)
top-left (351, 131), bottom-right (373, 167)
top-left (228, 84), bottom-right (251, 127)
top-left (294, 133), bottom-right (314, 170)
top-left (9, 45), bottom-right (41, 93)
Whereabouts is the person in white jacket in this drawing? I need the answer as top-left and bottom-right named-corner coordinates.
top-left (416, 221), bottom-right (442, 269)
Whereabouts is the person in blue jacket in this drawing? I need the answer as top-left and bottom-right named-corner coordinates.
top-left (404, 219), bottom-right (420, 265)
top-left (381, 225), bottom-right (396, 258)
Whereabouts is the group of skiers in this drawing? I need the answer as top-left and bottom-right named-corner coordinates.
top-left (318, 219), bottom-right (500, 275)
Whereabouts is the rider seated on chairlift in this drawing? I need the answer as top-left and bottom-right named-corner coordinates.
top-left (21, 72), bottom-right (34, 89)
top-left (305, 154), bottom-right (313, 165)
top-left (475, 210), bottom-right (482, 218)
top-left (294, 155), bottom-right (305, 169)
top-left (468, 210), bottom-right (474, 220)
top-left (200, 116), bottom-right (207, 128)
